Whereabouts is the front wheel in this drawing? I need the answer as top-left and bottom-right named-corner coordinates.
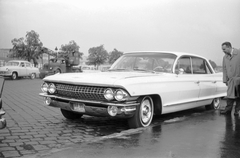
top-left (128, 96), bottom-right (154, 128)
top-left (39, 73), bottom-right (45, 79)
top-left (205, 98), bottom-right (221, 110)
top-left (30, 73), bottom-right (36, 79)
top-left (12, 72), bottom-right (18, 80)
top-left (60, 109), bottom-right (83, 120)
top-left (54, 69), bottom-right (61, 74)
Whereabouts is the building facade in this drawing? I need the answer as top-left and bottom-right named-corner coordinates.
top-left (0, 48), bottom-right (10, 66)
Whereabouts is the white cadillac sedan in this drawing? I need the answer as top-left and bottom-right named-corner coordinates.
top-left (39, 51), bottom-right (227, 128)
top-left (0, 60), bottom-right (40, 80)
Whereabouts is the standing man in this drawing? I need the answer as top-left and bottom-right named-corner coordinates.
top-left (220, 42), bottom-right (240, 115)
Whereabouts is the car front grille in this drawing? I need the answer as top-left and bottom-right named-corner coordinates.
top-left (55, 83), bottom-right (107, 101)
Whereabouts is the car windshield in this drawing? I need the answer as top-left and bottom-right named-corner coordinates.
top-left (110, 53), bottom-right (177, 73)
top-left (5, 62), bottom-right (19, 66)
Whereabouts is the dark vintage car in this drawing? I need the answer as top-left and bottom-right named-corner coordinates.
top-left (39, 58), bottom-right (82, 79)
top-left (0, 77), bottom-right (6, 129)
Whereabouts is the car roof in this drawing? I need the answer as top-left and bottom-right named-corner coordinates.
top-left (124, 51), bottom-right (206, 59)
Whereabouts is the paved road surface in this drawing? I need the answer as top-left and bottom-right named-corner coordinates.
top-left (0, 78), bottom-right (129, 158)
top-left (1, 78), bottom-right (239, 158)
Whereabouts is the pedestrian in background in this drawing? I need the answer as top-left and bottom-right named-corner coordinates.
top-left (220, 42), bottom-right (240, 115)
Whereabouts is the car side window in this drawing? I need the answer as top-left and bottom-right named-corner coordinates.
top-left (20, 62), bottom-right (25, 67)
top-left (192, 57), bottom-right (212, 74)
top-left (205, 60), bottom-right (212, 74)
top-left (25, 63), bottom-right (30, 67)
top-left (175, 57), bottom-right (192, 74)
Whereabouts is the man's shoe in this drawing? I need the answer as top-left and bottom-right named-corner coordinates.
top-left (220, 110), bottom-right (231, 114)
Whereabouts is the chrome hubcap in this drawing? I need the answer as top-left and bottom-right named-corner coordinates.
top-left (141, 99), bottom-right (152, 124)
top-left (55, 70), bottom-right (60, 74)
top-left (213, 98), bottom-right (220, 109)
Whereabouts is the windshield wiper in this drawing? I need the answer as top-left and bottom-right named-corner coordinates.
top-left (108, 68), bottom-right (128, 71)
top-left (133, 68), bottom-right (158, 73)
top-left (133, 68), bottom-right (149, 72)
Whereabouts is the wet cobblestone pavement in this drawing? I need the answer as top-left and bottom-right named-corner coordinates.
top-left (0, 79), bottom-right (129, 158)
top-left (1, 78), bottom-right (233, 158)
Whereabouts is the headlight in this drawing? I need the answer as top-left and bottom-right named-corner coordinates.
top-left (114, 89), bottom-right (129, 101)
top-left (41, 83), bottom-right (48, 92)
top-left (6, 68), bottom-right (11, 73)
top-left (108, 106), bottom-right (118, 116)
top-left (104, 88), bottom-right (114, 100)
top-left (49, 67), bottom-right (53, 70)
top-left (48, 83), bottom-right (56, 94)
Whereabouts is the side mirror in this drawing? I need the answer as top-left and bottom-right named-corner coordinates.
top-left (176, 68), bottom-right (184, 75)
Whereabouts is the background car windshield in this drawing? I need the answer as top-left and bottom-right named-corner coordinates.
top-left (111, 53), bottom-right (176, 73)
top-left (6, 62), bottom-right (19, 66)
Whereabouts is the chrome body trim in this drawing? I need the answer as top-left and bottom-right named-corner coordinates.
top-left (39, 93), bottom-right (138, 117)
top-left (39, 93), bottom-right (139, 107)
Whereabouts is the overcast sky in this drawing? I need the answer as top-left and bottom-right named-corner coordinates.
top-left (0, 0), bottom-right (239, 65)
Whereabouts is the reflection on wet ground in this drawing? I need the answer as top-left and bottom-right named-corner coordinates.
top-left (32, 105), bottom-right (240, 158)
top-left (221, 115), bottom-right (240, 158)
top-left (3, 79), bottom-right (240, 158)
top-left (70, 116), bottom-right (129, 136)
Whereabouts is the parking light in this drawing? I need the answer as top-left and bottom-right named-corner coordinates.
top-left (44, 97), bottom-right (51, 105)
top-left (108, 106), bottom-right (118, 116)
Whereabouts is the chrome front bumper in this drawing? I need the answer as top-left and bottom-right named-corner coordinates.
top-left (0, 109), bottom-right (6, 129)
top-left (0, 74), bottom-right (11, 77)
top-left (39, 93), bottom-right (139, 117)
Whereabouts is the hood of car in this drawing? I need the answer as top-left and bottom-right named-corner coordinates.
top-left (0, 66), bottom-right (19, 71)
top-left (43, 71), bottom-right (173, 87)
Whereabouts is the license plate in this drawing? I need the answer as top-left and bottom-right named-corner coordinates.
top-left (71, 102), bottom-right (85, 112)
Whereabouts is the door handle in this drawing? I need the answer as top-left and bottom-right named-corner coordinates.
top-left (195, 81), bottom-right (200, 84)
top-left (212, 81), bottom-right (217, 83)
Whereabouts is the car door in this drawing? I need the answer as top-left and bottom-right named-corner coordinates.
top-left (174, 56), bottom-right (200, 108)
top-left (191, 57), bottom-right (217, 101)
top-left (18, 62), bottom-right (27, 77)
top-left (59, 60), bottom-right (66, 73)
top-left (25, 62), bottom-right (32, 76)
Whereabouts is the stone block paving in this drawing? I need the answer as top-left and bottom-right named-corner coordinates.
top-left (0, 78), bottom-right (129, 158)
